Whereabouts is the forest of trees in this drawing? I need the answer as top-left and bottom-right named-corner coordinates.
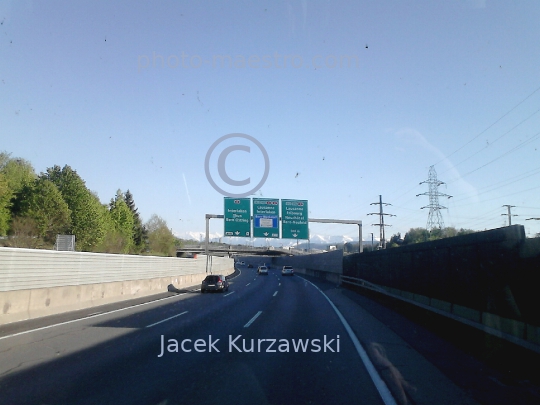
top-left (387, 226), bottom-right (476, 248)
top-left (0, 152), bottom-right (179, 256)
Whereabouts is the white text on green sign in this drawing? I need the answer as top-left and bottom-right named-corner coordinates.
top-left (224, 198), bottom-right (251, 237)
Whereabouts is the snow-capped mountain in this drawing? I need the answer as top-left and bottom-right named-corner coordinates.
top-left (309, 234), bottom-right (356, 244)
top-left (175, 230), bottom-right (375, 247)
top-left (175, 231), bottom-right (223, 243)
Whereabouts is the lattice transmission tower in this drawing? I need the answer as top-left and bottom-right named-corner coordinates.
top-left (368, 195), bottom-right (395, 249)
top-left (416, 165), bottom-right (452, 230)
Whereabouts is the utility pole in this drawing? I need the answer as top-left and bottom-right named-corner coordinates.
top-left (368, 195), bottom-right (395, 249)
top-left (501, 205), bottom-right (517, 226)
top-left (417, 165), bottom-right (452, 230)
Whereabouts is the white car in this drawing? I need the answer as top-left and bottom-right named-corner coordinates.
top-left (281, 266), bottom-right (294, 276)
top-left (257, 266), bottom-right (269, 275)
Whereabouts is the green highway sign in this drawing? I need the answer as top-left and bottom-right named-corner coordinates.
top-left (253, 198), bottom-right (280, 238)
top-left (224, 197), bottom-right (251, 237)
top-left (281, 199), bottom-right (309, 239)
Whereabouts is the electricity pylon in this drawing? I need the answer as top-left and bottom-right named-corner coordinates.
top-left (416, 165), bottom-right (452, 230)
top-left (368, 195), bottom-right (395, 249)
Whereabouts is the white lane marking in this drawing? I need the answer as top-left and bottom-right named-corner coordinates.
top-left (0, 293), bottom-right (189, 341)
top-left (246, 283), bottom-right (251, 286)
top-left (146, 311), bottom-right (188, 328)
top-left (273, 291), bottom-right (278, 297)
top-left (279, 283), bottom-right (281, 286)
top-left (244, 311), bottom-right (262, 328)
top-left (301, 277), bottom-right (398, 405)
top-left (229, 268), bottom-right (241, 279)
top-left (224, 291), bottom-right (235, 297)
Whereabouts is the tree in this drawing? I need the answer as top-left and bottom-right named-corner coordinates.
top-left (106, 190), bottom-right (135, 253)
top-left (146, 214), bottom-right (176, 256)
top-left (428, 227), bottom-right (444, 241)
top-left (403, 228), bottom-right (430, 245)
top-left (388, 232), bottom-right (403, 248)
top-left (456, 227), bottom-right (475, 236)
top-left (0, 172), bottom-right (10, 235)
top-left (1, 155), bottom-right (35, 193)
top-left (5, 216), bottom-right (42, 248)
top-left (124, 189), bottom-right (147, 252)
top-left (0, 152), bottom-right (36, 235)
top-left (42, 165), bottom-right (108, 251)
top-left (12, 178), bottom-right (71, 244)
top-left (401, 226), bottom-right (476, 245)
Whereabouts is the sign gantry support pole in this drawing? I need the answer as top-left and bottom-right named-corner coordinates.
top-left (308, 218), bottom-right (363, 253)
top-left (205, 214), bottom-right (223, 273)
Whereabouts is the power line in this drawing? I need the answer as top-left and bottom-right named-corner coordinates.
top-left (440, 107), bottom-right (540, 175)
top-left (434, 84), bottom-right (540, 166)
top-left (448, 166), bottom-right (540, 205)
top-left (451, 184), bottom-right (540, 208)
top-left (447, 130), bottom-right (540, 183)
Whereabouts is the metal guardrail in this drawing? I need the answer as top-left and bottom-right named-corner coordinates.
top-left (340, 275), bottom-right (388, 293)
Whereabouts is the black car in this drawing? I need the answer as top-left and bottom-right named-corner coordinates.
top-left (201, 275), bottom-right (229, 293)
top-left (247, 264), bottom-right (253, 268)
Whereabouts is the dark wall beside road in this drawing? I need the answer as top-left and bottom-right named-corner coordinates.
top-left (343, 225), bottom-right (540, 325)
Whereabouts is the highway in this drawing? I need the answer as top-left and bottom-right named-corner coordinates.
top-left (0, 264), bottom-right (538, 405)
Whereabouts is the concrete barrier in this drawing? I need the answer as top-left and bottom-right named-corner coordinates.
top-left (341, 276), bottom-right (540, 351)
top-left (0, 248), bottom-right (233, 325)
top-left (1, 273), bottom-right (217, 325)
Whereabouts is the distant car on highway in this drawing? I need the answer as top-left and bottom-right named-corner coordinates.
top-left (247, 264), bottom-right (253, 268)
top-left (282, 266), bottom-right (294, 276)
top-left (201, 275), bottom-right (229, 293)
top-left (257, 266), bottom-right (269, 275)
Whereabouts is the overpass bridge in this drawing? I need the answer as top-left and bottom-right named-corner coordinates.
top-left (176, 244), bottom-right (293, 257)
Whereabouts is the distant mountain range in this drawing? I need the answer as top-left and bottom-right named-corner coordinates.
top-left (177, 231), bottom-right (378, 248)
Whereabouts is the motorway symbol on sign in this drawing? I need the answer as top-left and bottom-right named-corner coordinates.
top-left (281, 199), bottom-right (309, 239)
top-left (253, 198), bottom-right (280, 238)
top-left (224, 197), bottom-right (251, 237)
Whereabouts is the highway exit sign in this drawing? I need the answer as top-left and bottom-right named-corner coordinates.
top-left (253, 198), bottom-right (280, 238)
top-left (281, 199), bottom-right (308, 239)
top-left (224, 197), bottom-right (251, 237)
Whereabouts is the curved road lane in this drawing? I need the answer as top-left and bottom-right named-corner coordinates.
top-left (0, 267), bottom-right (387, 405)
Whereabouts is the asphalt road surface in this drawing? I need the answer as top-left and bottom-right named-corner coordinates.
top-left (1, 264), bottom-right (537, 405)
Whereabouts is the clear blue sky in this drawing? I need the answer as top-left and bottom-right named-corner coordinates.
top-left (2, 0), bottom-right (540, 242)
